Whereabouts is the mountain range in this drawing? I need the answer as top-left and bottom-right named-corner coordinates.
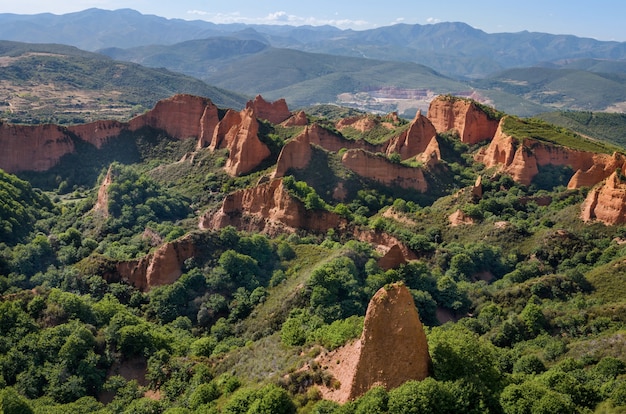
top-left (1, 8), bottom-right (626, 117)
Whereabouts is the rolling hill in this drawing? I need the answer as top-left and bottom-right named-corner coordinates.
top-left (0, 40), bottom-right (248, 124)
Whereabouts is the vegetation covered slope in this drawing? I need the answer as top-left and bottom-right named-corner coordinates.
top-left (0, 41), bottom-right (248, 124)
top-left (0, 96), bottom-right (626, 413)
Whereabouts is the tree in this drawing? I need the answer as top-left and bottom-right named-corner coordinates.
top-left (387, 378), bottom-right (458, 414)
top-left (0, 387), bottom-right (33, 414)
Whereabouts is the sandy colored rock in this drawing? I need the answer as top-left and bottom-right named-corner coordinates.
top-left (415, 135), bottom-right (441, 168)
top-left (449, 209), bottom-right (474, 226)
top-left (472, 175), bottom-right (483, 199)
top-left (341, 149), bottom-right (428, 192)
top-left (273, 131), bottom-right (314, 178)
top-left (377, 244), bottom-right (407, 270)
top-left (385, 110), bottom-right (437, 160)
top-left (319, 283), bottom-right (430, 403)
top-left (129, 94), bottom-right (220, 145)
top-left (427, 95), bottom-right (499, 144)
top-left (581, 171), bottom-right (626, 225)
top-left (336, 115), bottom-right (381, 133)
top-left (568, 152), bottom-right (626, 189)
top-left (68, 120), bottom-right (126, 148)
top-left (93, 165), bottom-right (115, 216)
top-left (116, 235), bottom-right (196, 291)
top-left (209, 107), bottom-right (271, 176)
top-left (200, 178), bottom-right (343, 235)
top-left (281, 110), bottom-right (308, 127)
top-left (0, 122), bottom-right (74, 173)
top-left (475, 119), bottom-right (598, 186)
top-left (246, 95), bottom-right (292, 124)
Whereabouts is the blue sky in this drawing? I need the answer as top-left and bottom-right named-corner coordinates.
top-left (3, 0), bottom-right (626, 41)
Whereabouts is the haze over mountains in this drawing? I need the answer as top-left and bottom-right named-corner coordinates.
top-left (1, 8), bottom-right (626, 116)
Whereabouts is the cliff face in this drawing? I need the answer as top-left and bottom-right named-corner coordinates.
top-left (427, 96), bottom-right (499, 144)
top-left (246, 95), bottom-right (292, 124)
top-left (385, 111), bottom-right (437, 161)
top-left (93, 165), bottom-right (115, 216)
top-left (68, 120), bottom-right (126, 148)
top-left (475, 119), bottom-right (597, 186)
top-left (341, 149), bottom-right (428, 192)
top-left (581, 172), bottom-right (626, 225)
top-left (319, 283), bottom-right (430, 403)
top-left (0, 122), bottom-right (74, 173)
top-left (116, 235), bottom-right (196, 291)
top-left (273, 131), bottom-right (314, 178)
top-left (200, 178), bottom-right (343, 235)
top-left (129, 94), bottom-right (220, 145)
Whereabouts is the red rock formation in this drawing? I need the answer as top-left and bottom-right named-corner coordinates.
top-left (427, 95), bottom-right (499, 144)
top-left (449, 209), bottom-right (474, 226)
top-left (341, 149), bottom-right (428, 192)
top-left (568, 152), bottom-right (626, 189)
top-left (0, 122), bottom-right (74, 173)
top-left (209, 108), bottom-right (271, 176)
top-left (336, 115), bottom-right (381, 133)
top-left (319, 283), bottom-right (430, 402)
top-left (377, 244), bottom-right (407, 270)
top-left (246, 95), bottom-right (292, 124)
top-left (353, 228), bottom-right (417, 261)
top-left (93, 165), bottom-right (115, 216)
top-left (281, 110), bottom-right (308, 127)
top-left (68, 120), bottom-right (126, 148)
top-left (116, 235), bottom-right (196, 291)
top-left (472, 175), bottom-right (483, 199)
top-left (273, 131), bottom-right (313, 178)
top-left (475, 119), bottom-right (597, 186)
top-left (385, 111), bottom-right (437, 161)
top-left (415, 136), bottom-right (441, 168)
top-left (581, 171), bottom-right (626, 225)
top-left (0, 94), bottom-right (223, 173)
top-left (129, 94), bottom-right (220, 145)
top-left (200, 178), bottom-right (343, 235)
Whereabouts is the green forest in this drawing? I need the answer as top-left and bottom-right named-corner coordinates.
top-left (1, 101), bottom-right (626, 414)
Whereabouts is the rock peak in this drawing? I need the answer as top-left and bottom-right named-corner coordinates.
top-left (318, 283), bottom-right (431, 403)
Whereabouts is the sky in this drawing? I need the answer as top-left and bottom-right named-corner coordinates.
top-left (2, 0), bottom-right (626, 42)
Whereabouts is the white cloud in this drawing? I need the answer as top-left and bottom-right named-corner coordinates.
top-left (186, 9), bottom-right (370, 29)
top-left (426, 17), bottom-right (441, 24)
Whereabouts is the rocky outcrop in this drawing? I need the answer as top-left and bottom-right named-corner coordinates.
top-left (581, 171), bottom-right (626, 225)
top-left (568, 152), bottom-right (626, 189)
top-left (200, 178), bottom-right (343, 235)
top-left (0, 122), bottom-right (74, 173)
top-left (273, 132), bottom-right (314, 178)
top-left (246, 95), bottom-right (292, 124)
top-left (281, 110), bottom-right (308, 127)
top-left (336, 115), bottom-right (381, 133)
top-left (427, 95), bottom-right (499, 144)
top-left (319, 283), bottom-right (430, 402)
top-left (449, 209), bottom-right (474, 226)
top-left (341, 149), bottom-right (428, 192)
top-left (273, 124), bottom-right (379, 179)
top-left (116, 235), bottom-right (196, 291)
top-left (93, 165), bottom-right (115, 216)
top-left (475, 119), bottom-right (597, 186)
top-left (377, 244), bottom-right (407, 270)
top-left (385, 111), bottom-right (437, 161)
top-left (415, 136), bottom-right (441, 168)
top-left (129, 94), bottom-right (220, 146)
top-left (68, 120), bottom-right (126, 148)
top-left (209, 108), bottom-right (271, 176)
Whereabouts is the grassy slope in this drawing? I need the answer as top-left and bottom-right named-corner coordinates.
top-left (0, 40), bottom-right (248, 123)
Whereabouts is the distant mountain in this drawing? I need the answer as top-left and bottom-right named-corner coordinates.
top-left (1, 9), bottom-right (626, 79)
top-left (474, 67), bottom-right (626, 112)
top-left (101, 38), bottom-right (471, 115)
top-left (0, 40), bottom-right (248, 123)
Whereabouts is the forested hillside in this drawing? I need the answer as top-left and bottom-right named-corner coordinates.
top-left (0, 94), bottom-right (625, 414)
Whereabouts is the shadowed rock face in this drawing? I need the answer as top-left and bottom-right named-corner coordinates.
top-left (427, 95), bottom-right (499, 144)
top-left (341, 149), bottom-right (428, 192)
top-left (199, 178), bottom-right (343, 235)
top-left (115, 235), bottom-right (196, 291)
top-left (385, 111), bottom-right (437, 161)
top-left (581, 171), bottom-right (626, 225)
